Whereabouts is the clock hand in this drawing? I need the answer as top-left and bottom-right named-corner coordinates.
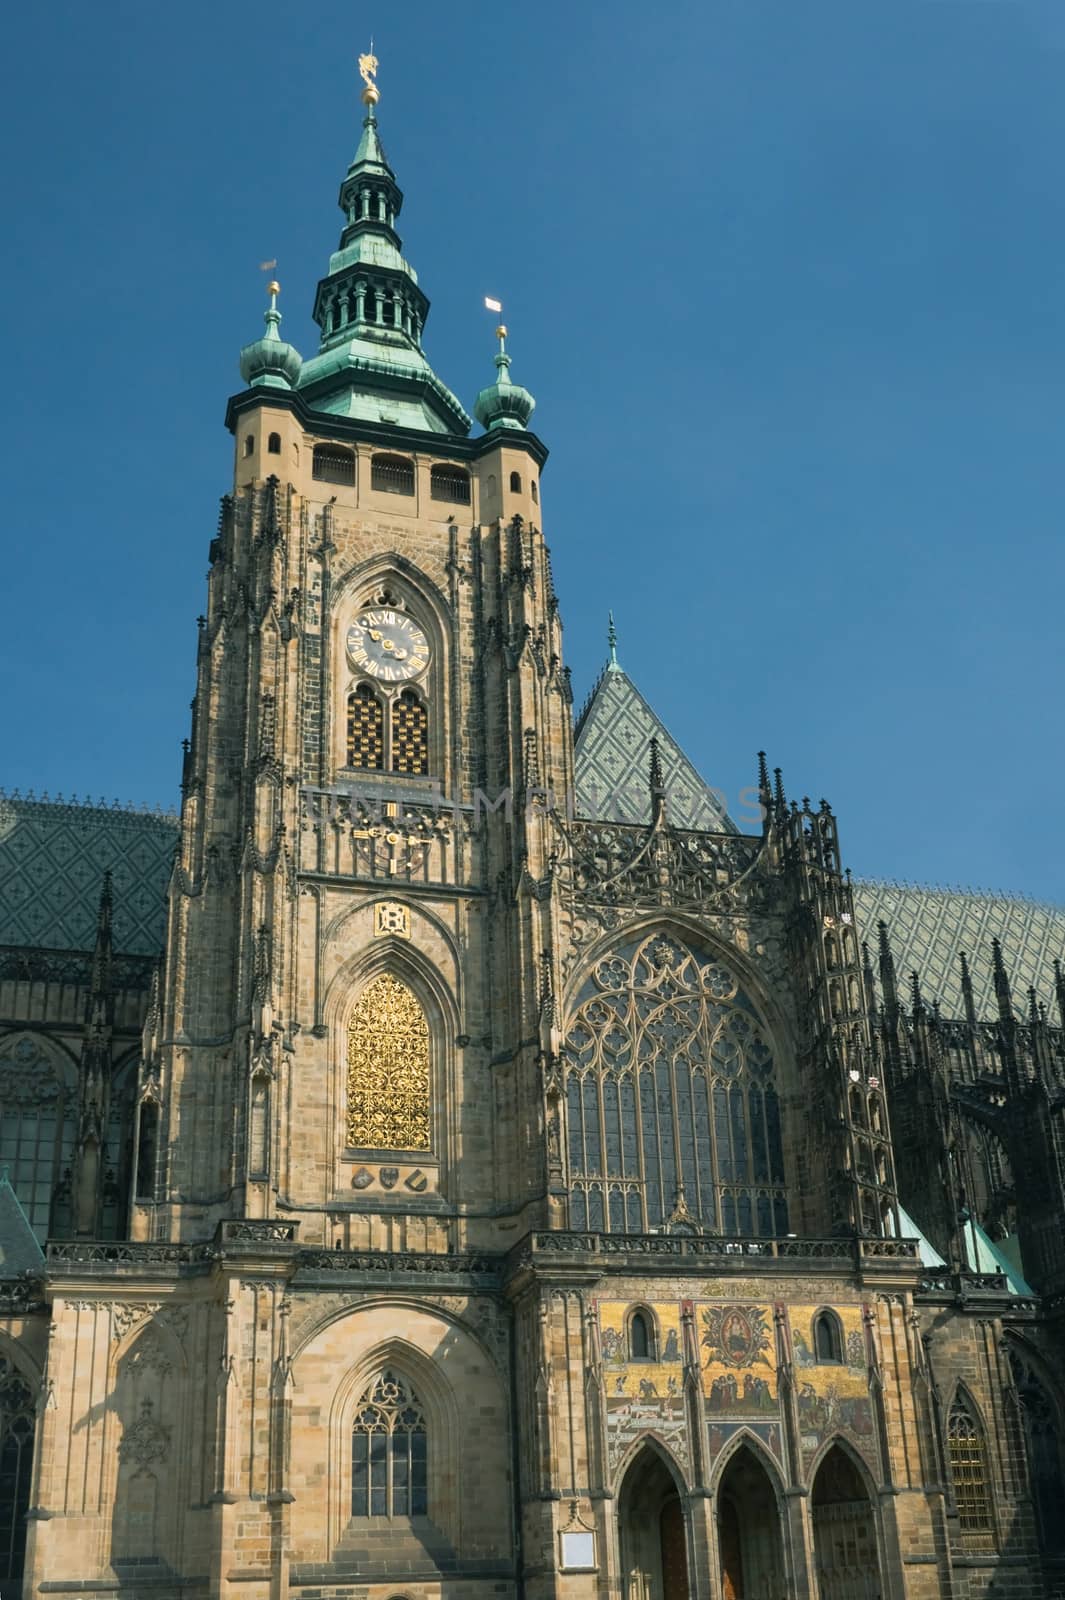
top-left (393, 647), bottom-right (409, 660)
top-left (369, 629), bottom-right (382, 642)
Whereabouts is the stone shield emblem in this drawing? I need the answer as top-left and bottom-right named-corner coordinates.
top-left (379, 1167), bottom-right (399, 1189)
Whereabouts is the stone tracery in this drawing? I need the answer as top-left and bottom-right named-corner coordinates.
top-left (563, 933), bottom-right (787, 1236)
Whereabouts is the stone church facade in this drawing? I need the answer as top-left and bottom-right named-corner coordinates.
top-left (0, 67), bottom-right (1063, 1600)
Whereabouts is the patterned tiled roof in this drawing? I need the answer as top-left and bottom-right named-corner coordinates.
top-left (851, 879), bottom-right (1065, 1022)
top-left (0, 793), bottom-right (178, 956)
top-left (574, 666), bottom-right (735, 833)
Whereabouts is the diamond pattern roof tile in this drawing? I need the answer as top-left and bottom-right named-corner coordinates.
top-left (574, 667), bottom-right (735, 833)
top-left (0, 794), bottom-right (178, 956)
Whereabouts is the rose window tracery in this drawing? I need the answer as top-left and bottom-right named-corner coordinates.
top-left (563, 933), bottom-right (787, 1236)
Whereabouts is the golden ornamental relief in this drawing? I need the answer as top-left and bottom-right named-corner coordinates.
top-left (347, 974), bottom-right (430, 1150)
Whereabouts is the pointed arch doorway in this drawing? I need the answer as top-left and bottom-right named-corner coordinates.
top-left (716, 1443), bottom-right (785, 1600)
top-left (811, 1444), bottom-right (881, 1600)
top-left (617, 1444), bottom-right (689, 1600)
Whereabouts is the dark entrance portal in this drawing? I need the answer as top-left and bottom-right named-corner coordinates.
top-left (618, 1445), bottom-right (689, 1600)
top-left (716, 1444), bottom-right (785, 1599)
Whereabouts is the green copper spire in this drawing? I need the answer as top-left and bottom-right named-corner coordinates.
top-left (295, 52), bottom-right (470, 434)
top-left (607, 612), bottom-right (620, 672)
top-left (474, 320), bottom-right (536, 433)
top-left (239, 279), bottom-right (303, 391)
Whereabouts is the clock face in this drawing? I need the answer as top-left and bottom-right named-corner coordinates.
top-left (346, 608), bottom-right (431, 683)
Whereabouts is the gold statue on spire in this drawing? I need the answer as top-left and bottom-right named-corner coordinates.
top-left (358, 46), bottom-right (380, 105)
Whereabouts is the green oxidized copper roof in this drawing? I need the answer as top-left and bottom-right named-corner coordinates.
top-left (239, 281), bottom-right (302, 391)
top-left (0, 793), bottom-right (177, 955)
top-left (474, 325), bottom-right (536, 433)
top-left (574, 657), bottom-right (736, 833)
top-left (851, 879), bottom-right (1065, 1021)
top-left (296, 99), bottom-right (470, 435)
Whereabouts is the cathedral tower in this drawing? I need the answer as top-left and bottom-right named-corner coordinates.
top-left (6, 55), bottom-right (1063, 1600)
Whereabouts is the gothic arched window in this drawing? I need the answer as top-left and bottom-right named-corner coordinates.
top-left (813, 1310), bottom-right (844, 1364)
top-left (391, 690), bottom-right (429, 776)
top-left (563, 933), bottom-right (787, 1236)
top-left (351, 1370), bottom-right (428, 1518)
top-left (947, 1395), bottom-right (992, 1532)
top-left (347, 684), bottom-right (385, 770)
top-left (347, 976), bottom-right (431, 1151)
top-left (0, 1037), bottom-right (72, 1242)
top-left (0, 1355), bottom-right (35, 1587)
top-left (628, 1309), bottom-right (654, 1361)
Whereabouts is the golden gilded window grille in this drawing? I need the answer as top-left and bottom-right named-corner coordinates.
top-left (391, 690), bottom-right (429, 775)
top-left (948, 1402), bottom-right (992, 1531)
top-left (348, 684), bottom-right (384, 770)
top-left (347, 975), bottom-right (430, 1150)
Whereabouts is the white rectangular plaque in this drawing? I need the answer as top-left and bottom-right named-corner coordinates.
top-left (559, 1529), bottom-right (596, 1570)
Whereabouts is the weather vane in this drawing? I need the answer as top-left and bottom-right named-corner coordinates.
top-left (359, 44), bottom-right (380, 105)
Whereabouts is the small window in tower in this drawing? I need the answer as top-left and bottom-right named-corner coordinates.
top-left (243, 434), bottom-right (254, 457)
top-left (391, 690), bottom-right (429, 776)
top-left (381, 295), bottom-right (396, 327)
top-left (267, 432), bottom-right (281, 455)
top-left (347, 684), bottom-right (385, 770)
top-left (313, 444), bottom-right (356, 487)
top-left (531, 479), bottom-right (538, 504)
top-left (813, 1310), bottom-right (844, 1364)
top-left (509, 470), bottom-right (522, 493)
top-left (430, 464), bottom-right (471, 506)
top-left (371, 453), bottom-right (415, 496)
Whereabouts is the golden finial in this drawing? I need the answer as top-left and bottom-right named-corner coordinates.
top-left (267, 280), bottom-right (280, 297)
top-left (359, 44), bottom-right (380, 105)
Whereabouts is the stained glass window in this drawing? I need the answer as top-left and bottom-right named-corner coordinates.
top-left (347, 976), bottom-right (431, 1151)
top-left (391, 691), bottom-right (429, 776)
top-left (948, 1397), bottom-right (992, 1532)
top-left (0, 1037), bottom-right (72, 1242)
top-left (347, 684), bottom-right (384, 770)
top-left (351, 1370), bottom-right (428, 1518)
top-left (563, 933), bottom-right (787, 1236)
top-left (0, 1357), bottom-right (34, 1586)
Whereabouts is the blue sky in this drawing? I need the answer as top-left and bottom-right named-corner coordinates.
top-left (2, 0), bottom-right (1063, 901)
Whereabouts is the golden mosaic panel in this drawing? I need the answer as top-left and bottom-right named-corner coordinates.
top-left (698, 1303), bottom-right (778, 1412)
top-left (790, 1305), bottom-right (867, 1399)
top-left (599, 1300), bottom-right (684, 1398)
top-left (346, 975), bottom-right (430, 1150)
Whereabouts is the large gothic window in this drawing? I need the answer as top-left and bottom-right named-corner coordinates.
top-left (0, 1036), bottom-right (73, 1242)
top-left (346, 976), bottom-right (431, 1151)
top-left (0, 1356), bottom-right (35, 1587)
top-left (563, 934), bottom-right (787, 1236)
top-left (351, 1370), bottom-right (428, 1518)
top-left (947, 1395), bottom-right (993, 1533)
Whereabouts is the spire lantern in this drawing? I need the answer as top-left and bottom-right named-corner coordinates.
top-left (239, 279), bottom-right (303, 391)
top-left (293, 48), bottom-right (471, 434)
top-left (474, 321), bottom-right (536, 433)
